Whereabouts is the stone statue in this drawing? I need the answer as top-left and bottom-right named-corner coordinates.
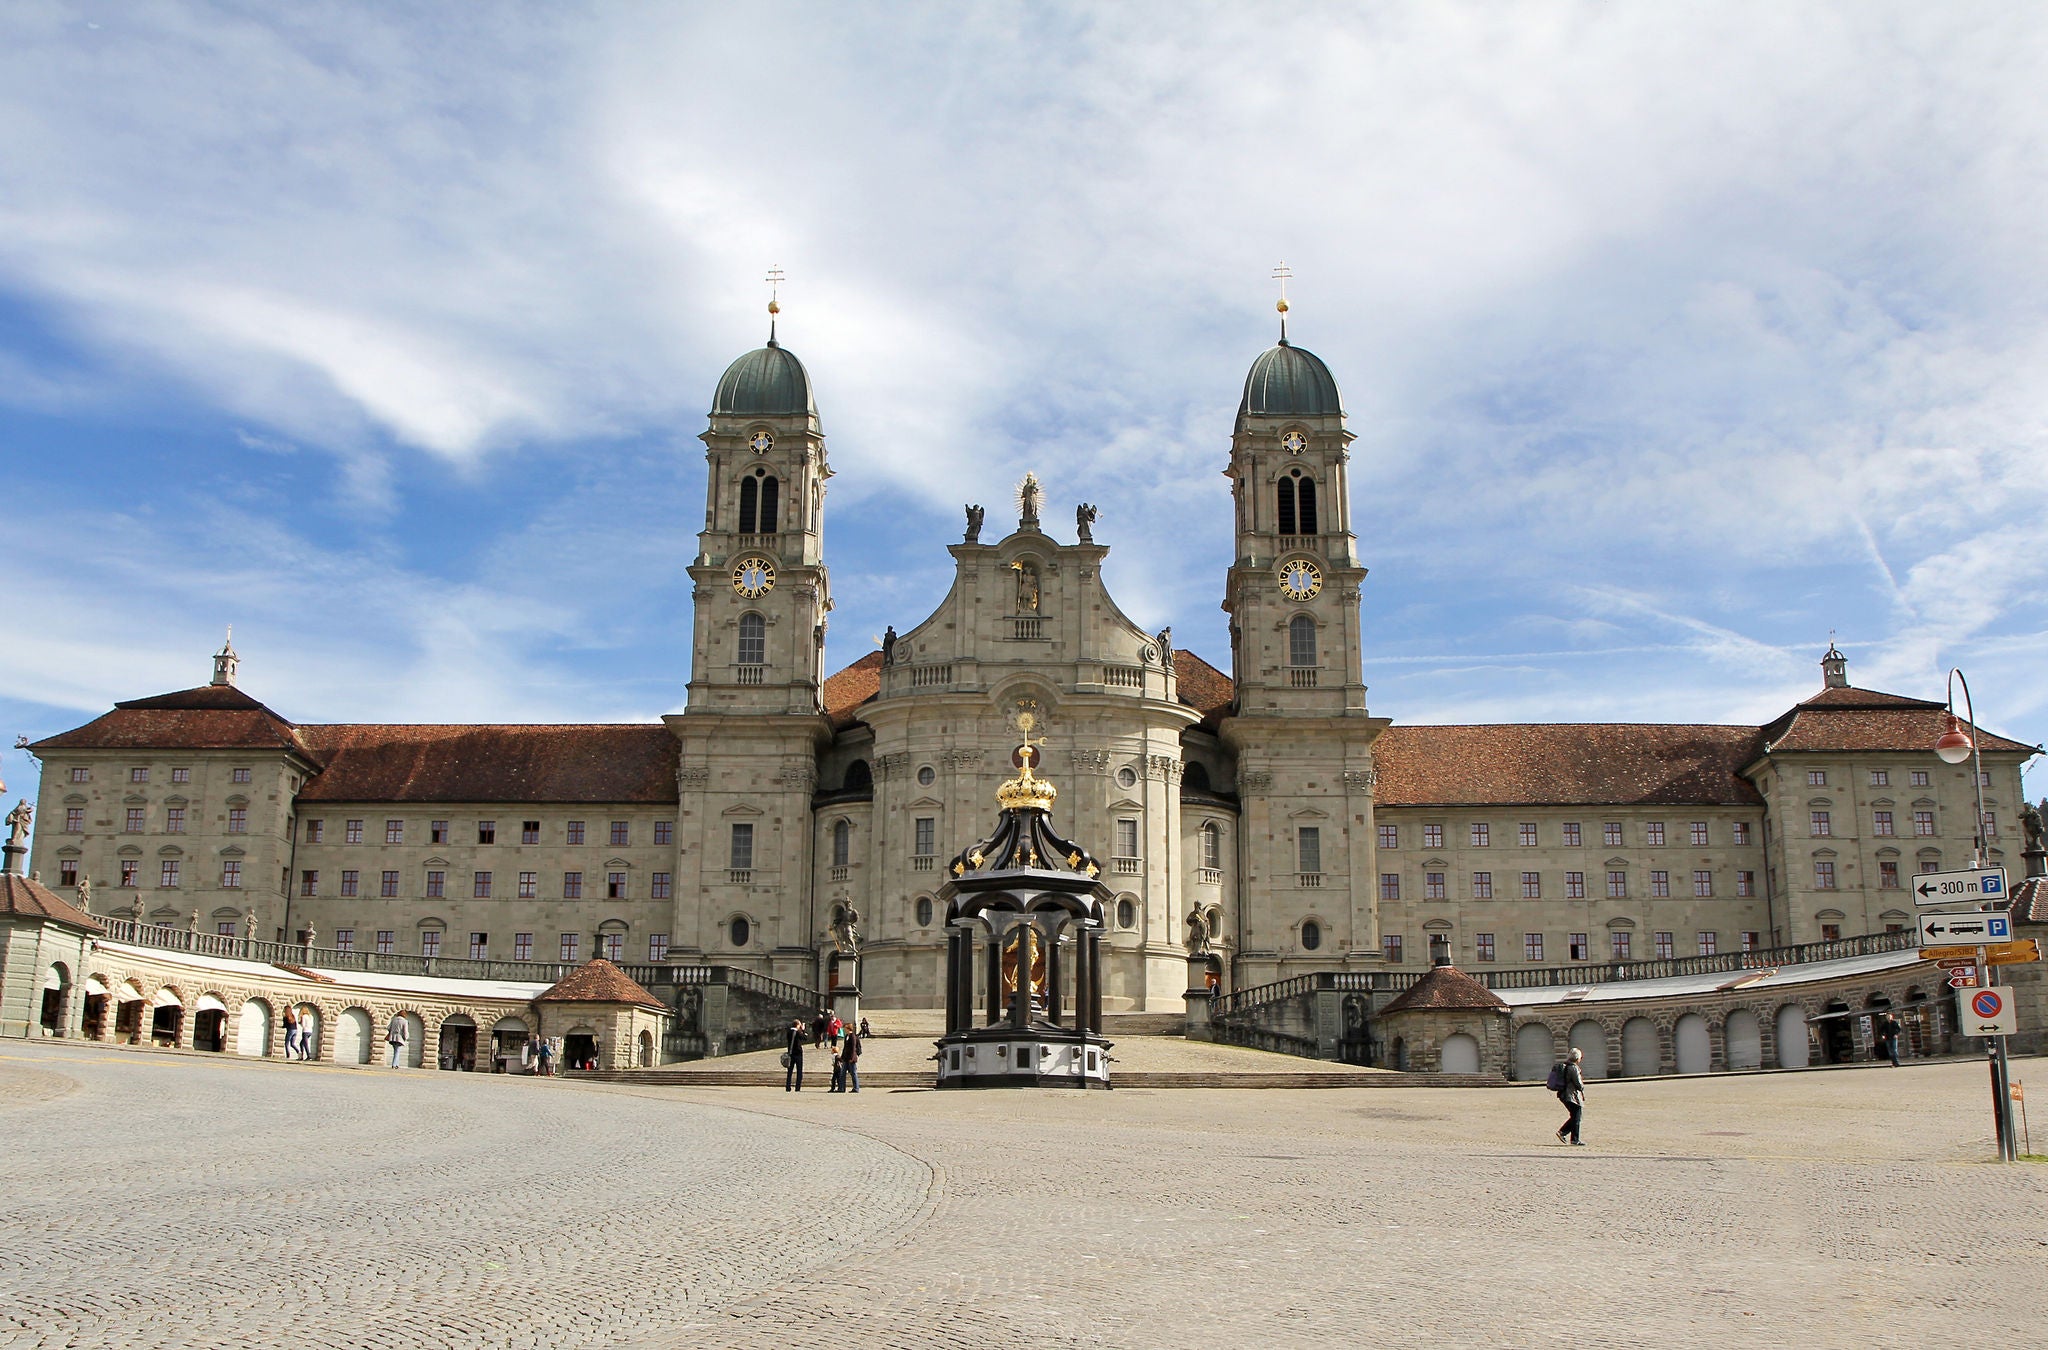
top-left (2023, 800), bottom-right (2045, 857)
top-left (76, 876), bottom-right (91, 912)
top-left (1017, 472), bottom-right (1043, 530)
top-left (1156, 626), bottom-right (1173, 664)
top-left (881, 625), bottom-right (898, 666)
top-left (1076, 502), bottom-right (1098, 543)
top-left (833, 903), bottom-right (862, 955)
top-left (1185, 906), bottom-right (1212, 955)
top-left (1014, 562), bottom-right (1040, 613)
top-left (5, 799), bottom-right (31, 851)
top-left (301, 923), bottom-right (316, 949)
top-left (964, 504), bottom-right (984, 544)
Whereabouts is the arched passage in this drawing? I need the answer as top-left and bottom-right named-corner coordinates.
top-left (1620, 1017), bottom-right (1660, 1076)
top-left (39, 963), bottom-right (71, 1036)
top-left (1724, 1009), bottom-right (1763, 1070)
top-left (1775, 1005), bottom-right (1812, 1068)
top-left (1513, 1022), bottom-right (1556, 1081)
top-left (337, 1007), bottom-right (373, 1065)
top-left (1673, 1013), bottom-right (1711, 1074)
top-left (1569, 1020), bottom-right (1609, 1079)
top-left (236, 999), bottom-right (273, 1057)
top-left (1440, 1032), bottom-right (1481, 1074)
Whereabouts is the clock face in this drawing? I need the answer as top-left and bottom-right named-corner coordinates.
top-left (748, 429), bottom-right (774, 454)
top-left (1277, 558), bottom-right (1323, 601)
top-left (731, 556), bottom-right (776, 598)
top-left (1281, 430), bottom-right (1308, 454)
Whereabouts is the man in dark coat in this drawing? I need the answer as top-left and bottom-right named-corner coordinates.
top-left (1556, 1046), bottom-right (1587, 1145)
top-left (784, 1017), bottom-right (807, 1091)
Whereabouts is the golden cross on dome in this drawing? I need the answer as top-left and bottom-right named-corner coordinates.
top-left (1272, 262), bottom-right (1292, 338)
top-left (764, 266), bottom-right (786, 341)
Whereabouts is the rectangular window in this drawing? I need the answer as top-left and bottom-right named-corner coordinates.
top-left (1423, 824), bottom-right (1443, 849)
top-left (1472, 871), bottom-right (1493, 899)
top-left (1424, 871), bottom-right (1446, 900)
top-left (232, 767), bottom-right (251, 784)
top-left (1565, 871), bottom-right (1585, 899)
top-left (124, 807), bottom-right (147, 833)
top-left (1645, 822), bottom-right (1666, 847)
top-left (1980, 771), bottom-right (1992, 787)
top-left (1655, 931), bottom-right (1674, 959)
top-left (1689, 822), bottom-right (1709, 846)
top-left (220, 860), bottom-right (241, 888)
top-left (915, 817), bottom-right (936, 856)
top-left (426, 870), bottom-right (445, 898)
top-left (1698, 931), bottom-right (1718, 956)
top-left (518, 871), bottom-right (537, 899)
top-left (1807, 770), bottom-right (1827, 786)
top-left (560, 933), bottom-right (579, 962)
top-left (607, 872), bottom-right (627, 899)
top-left (1562, 822), bottom-right (1581, 847)
top-left (170, 767), bottom-right (190, 784)
top-left (1872, 810), bottom-right (1893, 837)
top-left (513, 933), bottom-right (533, 961)
top-left (1741, 931), bottom-right (1761, 952)
top-left (1913, 810), bottom-right (1935, 836)
top-left (1732, 821), bottom-right (1751, 845)
top-left (1378, 824), bottom-right (1398, 849)
top-left (164, 806), bottom-right (184, 833)
top-left (1520, 871), bottom-right (1541, 899)
top-left (1983, 811), bottom-right (1998, 839)
top-left (120, 860), bottom-right (138, 887)
top-left (1518, 822), bottom-right (1538, 847)
top-left (1910, 770), bottom-right (1930, 787)
top-left (336, 929), bottom-right (354, 953)
top-left (1611, 931), bottom-right (1631, 959)
top-left (469, 933), bottom-right (488, 960)
top-left (648, 933), bottom-right (669, 961)
top-left (69, 766), bottom-right (89, 782)
top-left (1870, 770), bottom-right (1889, 786)
top-left (1202, 826), bottom-right (1222, 870)
top-left (1822, 923), bottom-right (1842, 941)
top-left (1692, 870), bottom-right (1713, 898)
top-left (611, 820), bottom-right (630, 846)
top-left (381, 870), bottom-right (399, 898)
top-left (564, 871), bottom-right (583, 899)
top-left (477, 820), bottom-right (495, 845)
top-left (421, 932), bottom-right (441, 959)
top-left (651, 872), bottom-right (672, 900)
top-left (218, 921), bottom-right (238, 938)
top-left (227, 806), bottom-right (253, 833)
top-left (431, 820), bottom-right (449, 844)
top-left (1878, 861), bottom-right (1899, 889)
top-left (730, 824), bottom-right (754, 870)
top-left (1568, 933), bottom-right (1588, 961)
top-left (161, 860), bottom-right (181, 887)
top-left (1603, 822), bottom-right (1623, 847)
top-left (1382, 935), bottom-right (1404, 963)
top-left (130, 766), bottom-right (148, 783)
top-left (600, 933), bottom-right (623, 961)
top-left (1809, 811), bottom-right (1830, 837)
top-left (1814, 860), bottom-right (1836, 890)
top-left (522, 821), bottom-right (541, 845)
top-left (304, 819), bottom-right (324, 843)
top-left (1607, 870), bottom-right (1627, 898)
top-left (566, 820), bottom-right (585, 845)
top-left (1379, 873), bottom-right (1401, 901)
top-left (340, 869), bottom-right (359, 897)
top-left (473, 872), bottom-right (492, 898)
top-left (65, 807), bottom-right (84, 831)
top-left (1470, 823), bottom-right (1490, 847)
top-left (375, 930), bottom-right (394, 955)
top-left (1523, 933), bottom-right (1544, 963)
top-left (1298, 827), bottom-right (1321, 874)
top-left (654, 821), bottom-right (673, 846)
top-left (300, 869), bottom-right (318, 896)
top-left (1116, 818), bottom-right (1139, 858)
top-left (1650, 870), bottom-right (1670, 898)
top-left (345, 818), bottom-right (363, 844)
top-left (1475, 933), bottom-right (1496, 962)
top-left (385, 819), bottom-right (404, 844)
top-left (1737, 870), bottom-right (1755, 897)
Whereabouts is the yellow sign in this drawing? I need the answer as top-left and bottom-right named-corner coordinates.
top-left (1919, 939), bottom-right (2042, 966)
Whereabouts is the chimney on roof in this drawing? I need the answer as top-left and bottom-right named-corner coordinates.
top-left (1820, 641), bottom-right (1848, 689)
top-left (212, 628), bottom-right (239, 688)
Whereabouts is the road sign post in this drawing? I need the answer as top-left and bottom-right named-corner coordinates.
top-left (1919, 911), bottom-right (2012, 946)
top-left (1911, 865), bottom-right (2009, 907)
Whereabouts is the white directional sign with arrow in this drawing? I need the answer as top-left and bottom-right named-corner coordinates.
top-left (1912, 865), bottom-right (2008, 908)
top-left (1919, 911), bottom-right (2012, 946)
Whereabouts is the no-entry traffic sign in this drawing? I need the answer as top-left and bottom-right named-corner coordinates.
top-left (1959, 987), bottom-right (2016, 1037)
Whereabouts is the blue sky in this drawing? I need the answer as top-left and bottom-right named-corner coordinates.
top-left (5, 3), bottom-right (2048, 823)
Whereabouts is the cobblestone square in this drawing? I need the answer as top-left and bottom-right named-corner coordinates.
top-left (2, 1041), bottom-right (2043, 1348)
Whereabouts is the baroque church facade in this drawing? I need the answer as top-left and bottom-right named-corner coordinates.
top-left (26, 326), bottom-right (2037, 1010)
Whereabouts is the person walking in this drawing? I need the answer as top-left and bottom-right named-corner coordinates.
top-left (840, 1024), bottom-right (862, 1093)
top-left (1876, 1011), bottom-right (1902, 1067)
top-left (814, 1012), bottom-right (828, 1049)
top-left (784, 1017), bottom-right (807, 1091)
top-left (386, 1014), bottom-right (409, 1069)
top-left (281, 1006), bottom-right (300, 1061)
top-left (1554, 1046), bottom-right (1586, 1145)
top-left (538, 1035), bottom-right (555, 1077)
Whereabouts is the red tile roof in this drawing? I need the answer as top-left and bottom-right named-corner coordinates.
top-left (294, 724), bottom-right (678, 804)
top-left (1758, 691), bottom-right (2036, 757)
top-left (536, 958), bottom-right (667, 1010)
top-left (1379, 962), bottom-right (1506, 1014)
top-left (1172, 650), bottom-right (1234, 727)
top-left (0, 873), bottom-right (104, 932)
top-left (32, 686), bottom-right (308, 754)
top-left (2009, 876), bottom-right (2048, 926)
top-left (1374, 722), bottom-right (1764, 807)
top-left (823, 651), bottom-right (884, 730)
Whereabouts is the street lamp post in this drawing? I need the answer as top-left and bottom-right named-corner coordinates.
top-left (1934, 668), bottom-right (2017, 1162)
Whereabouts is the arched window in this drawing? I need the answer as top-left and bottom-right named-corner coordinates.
top-left (737, 613), bottom-right (766, 666)
top-left (1277, 478), bottom-right (1297, 534)
top-left (1297, 476), bottom-right (1317, 534)
top-left (842, 760), bottom-right (872, 792)
top-left (831, 820), bottom-right (851, 867)
top-left (1200, 821), bottom-right (1221, 870)
top-left (1289, 615), bottom-right (1317, 667)
top-left (759, 474), bottom-right (779, 532)
top-left (738, 476), bottom-right (758, 533)
top-left (1301, 919), bottom-right (1323, 951)
top-left (728, 915), bottom-right (751, 947)
top-left (738, 472), bottom-right (780, 533)
top-left (1182, 762), bottom-right (1211, 793)
top-left (914, 896), bottom-right (934, 927)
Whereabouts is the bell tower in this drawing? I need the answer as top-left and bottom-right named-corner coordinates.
top-left (684, 287), bottom-right (832, 716)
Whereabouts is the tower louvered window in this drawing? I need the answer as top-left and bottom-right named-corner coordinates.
top-left (1277, 478), bottom-right (1296, 534)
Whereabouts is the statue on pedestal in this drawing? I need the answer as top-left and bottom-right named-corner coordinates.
top-left (1185, 906), bottom-right (1212, 955)
top-left (1075, 502), bottom-right (1097, 543)
top-left (963, 504), bottom-right (984, 544)
top-left (833, 903), bottom-right (862, 955)
top-left (5, 799), bottom-right (31, 851)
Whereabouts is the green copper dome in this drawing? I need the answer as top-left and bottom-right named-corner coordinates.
top-left (713, 339), bottom-right (816, 417)
top-left (1239, 338), bottom-right (1342, 417)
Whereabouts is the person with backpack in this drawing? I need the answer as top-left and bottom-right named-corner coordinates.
top-left (1550, 1047), bottom-right (1586, 1145)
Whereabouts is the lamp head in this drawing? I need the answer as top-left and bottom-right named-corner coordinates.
top-left (1934, 712), bottom-right (1974, 765)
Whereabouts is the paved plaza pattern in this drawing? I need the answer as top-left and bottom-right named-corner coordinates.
top-left (2, 1041), bottom-right (2044, 1348)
